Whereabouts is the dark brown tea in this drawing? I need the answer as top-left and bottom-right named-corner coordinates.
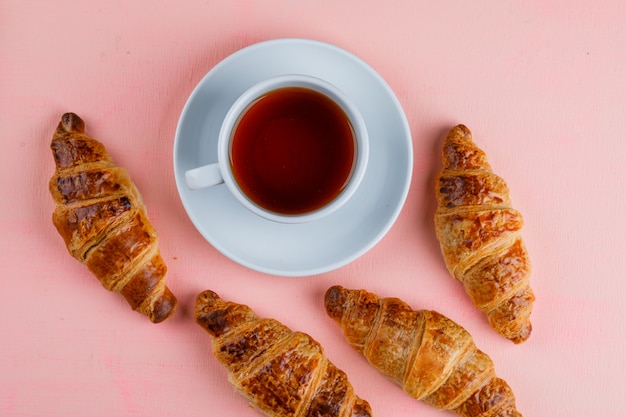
top-left (229, 87), bottom-right (356, 215)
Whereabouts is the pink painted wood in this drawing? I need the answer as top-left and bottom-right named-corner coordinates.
top-left (2, 1), bottom-right (625, 416)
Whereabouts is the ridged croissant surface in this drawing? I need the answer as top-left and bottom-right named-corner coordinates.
top-left (325, 286), bottom-right (523, 417)
top-left (195, 290), bottom-right (372, 417)
top-left (434, 125), bottom-right (534, 343)
top-left (49, 113), bottom-right (177, 323)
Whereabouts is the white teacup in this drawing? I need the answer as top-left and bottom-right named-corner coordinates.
top-left (184, 74), bottom-right (369, 224)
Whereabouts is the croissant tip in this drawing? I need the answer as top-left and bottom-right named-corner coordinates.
top-left (449, 124), bottom-right (472, 139)
top-left (324, 285), bottom-right (348, 321)
top-left (194, 290), bottom-right (221, 318)
top-left (148, 287), bottom-right (178, 323)
top-left (197, 289), bottom-right (220, 303)
top-left (509, 322), bottom-right (532, 344)
top-left (58, 112), bottom-right (85, 134)
top-left (324, 285), bottom-right (345, 303)
top-left (352, 398), bottom-right (374, 417)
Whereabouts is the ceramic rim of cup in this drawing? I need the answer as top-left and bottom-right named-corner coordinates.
top-left (217, 74), bottom-right (369, 224)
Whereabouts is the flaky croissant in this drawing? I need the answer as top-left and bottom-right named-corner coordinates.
top-left (325, 286), bottom-right (523, 417)
top-left (195, 290), bottom-right (372, 417)
top-left (49, 113), bottom-right (177, 323)
top-left (434, 125), bottom-right (534, 343)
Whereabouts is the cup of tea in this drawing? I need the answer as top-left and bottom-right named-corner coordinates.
top-left (184, 74), bottom-right (369, 224)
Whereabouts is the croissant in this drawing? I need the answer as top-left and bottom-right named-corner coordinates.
top-left (434, 125), bottom-right (534, 343)
top-left (49, 113), bottom-right (177, 323)
top-left (194, 290), bottom-right (372, 417)
top-left (324, 286), bottom-right (523, 417)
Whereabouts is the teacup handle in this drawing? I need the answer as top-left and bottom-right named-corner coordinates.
top-left (185, 163), bottom-right (224, 190)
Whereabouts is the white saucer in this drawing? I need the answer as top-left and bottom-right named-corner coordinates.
top-left (173, 38), bottom-right (413, 277)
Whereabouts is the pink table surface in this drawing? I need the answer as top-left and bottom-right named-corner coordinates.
top-left (2, 1), bottom-right (625, 416)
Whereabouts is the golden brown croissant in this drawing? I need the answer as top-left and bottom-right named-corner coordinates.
top-left (195, 290), bottom-right (372, 417)
top-left (434, 125), bottom-right (534, 343)
top-left (49, 113), bottom-right (177, 323)
top-left (324, 286), bottom-right (523, 417)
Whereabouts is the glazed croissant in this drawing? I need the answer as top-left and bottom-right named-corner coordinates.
top-left (324, 286), bottom-right (522, 417)
top-left (195, 290), bottom-right (372, 417)
top-left (434, 125), bottom-right (534, 343)
top-left (49, 113), bottom-right (177, 323)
